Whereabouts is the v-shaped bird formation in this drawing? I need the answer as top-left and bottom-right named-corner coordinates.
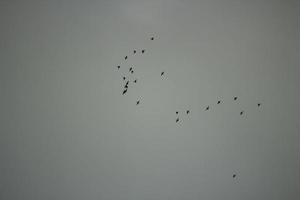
top-left (114, 34), bottom-right (262, 121)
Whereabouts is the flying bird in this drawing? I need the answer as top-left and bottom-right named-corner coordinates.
top-left (258, 103), bottom-right (261, 107)
top-left (161, 72), bottom-right (164, 76)
top-left (240, 111), bottom-right (244, 115)
top-left (233, 174), bottom-right (236, 178)
top-left (176, 111), bottom-right (179, 114)
top-left (129, 67), bottom-right (132, 71)
top-left (141, 49), bottom-right (145, 54)
top-left (234, 97), bottom-right (238, 101)
top-left (217, 100), bottom-right (221, 104)
top-left (123, 76), bottom-right (126, 80)
top-left (125, 56), bottom-right (128, 60)
top-left (136, 100), bottom-right (140, 105)
top-left (205, 106), bottom-right (209, 111)
top-left (117, 65), bottom-right (120, 69)
top-left (176, 118), bottom-right (179, 123)
top-left (133, 50), bottom-right (136, 54)
top-left (134, 79), bottom-right (137, 83)
top-left (151, 37), bottom-right (154, 40)
top-left (186, 110), bottom-right (190, 114)
top-left (131, 70), bottom-right (134, 74)
top-left (122, 89), bottom-right (127, 95)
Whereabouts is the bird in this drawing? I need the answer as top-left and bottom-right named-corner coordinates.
top-left (123, 76), bottom-right (126, 80)
top-left (176, 111), bottom-right (179, 114)
top-left (129, 67), bottom-right (132, 71)
top-left (134, 79), bottom-right (137, 83)
top-left (151, 37), bottom-right (154, 40)
top-left (240, 111), bottom-right (244, 115)
top-left (136, 100), bottom-right (140, 105)
top-left (122, 89), bottom-right (127, 95)
top-left (186, 110), bottom-right (190, 114)
top-left (117, 65), bottom-right (120, 69)
top-left (125, 56), bottom-right (128, 60)
top-left (233, 174), bottom-right (236, 178)
top-left (234, 97), bottom-right (238, 101)
top-left (133, 50), bottom-right (136, 54)
top-left (141, 49), bottom-right (145, 54)
top-left (205, 106), bottom-right (209, 111)
top-left (161, 72), bottom-right (164, 76)
top-left (131, 70), bottom-right (134, 74)
top-left (258, 103), bottom-right (261, 107)
top-left (124, 84), bottom-right (128, 89)
top-left (217, 100), bottom-right (221, 104)
top-left (176, 118), bottom-right (179, 123)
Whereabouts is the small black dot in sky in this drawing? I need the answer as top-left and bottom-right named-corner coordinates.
top-left (186, 110), bottom-right (190, 114)
top-left (240, 111), bottom-right (244, 115)
top-left (234, 97), bottom-right (238, 101)
top-left (217, 100), bottom-right (221, 104)
top-left (133, 50), bottom-right (136, 54)
top-left (151, 37), bottom-right (154, 40)
top-left (205, 106), bottom-right (209, 111)
top-left (233, 174), bottom-right (236, 178)
top-left (258, 103), bottom-right (261, 107)
top-left (142, 50), bottom-right (145, 54)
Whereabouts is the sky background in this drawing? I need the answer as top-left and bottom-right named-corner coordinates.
top-left (1, 0), bottom-right (300, 199)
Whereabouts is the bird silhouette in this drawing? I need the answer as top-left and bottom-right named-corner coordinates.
top-left (186, 110), bottom-right (190, 114)
top-left (123, 76), bottom-right (126, 80)
top-left (124, 84), bottom-right (128, 89)
top-left (233, 174), bottom-right (236, 178)
top-left (240, 111), bottom-right (244, 115)
top-left (176, 111), bottom-right (179, 114)
top-left (134, 79), bottom-right (137, 83)
top-left (136, 100), bottom-right (140, 105)
top-left (122, 89), bottom-right (127, 95)
top-left (133, 50), bottom-right (136, 54)
top-left (142, 49), bottom-right (145, 54)
top-left (205, 106), bottom-right (209, 111)
top-left (234, 97), bottom-right (238, 101)
top-left (258, 103), bottom-right (261, 107)
top-left (176, 118), bottom-right (179, 123)
top-left (161, 72), bottom-right (164, 76)
top-left (117, 65), bottom-right (120, 69)
top-left (217, 100), bottom-right (221, 104)
top-left (125, 56), bottom-right (128, 60)
top-left (131, 70), bottom-right (134, 74)
top-left (151, 37), bottom-right (154, 40)
top-left (129, 67), bottom-right (132, 71)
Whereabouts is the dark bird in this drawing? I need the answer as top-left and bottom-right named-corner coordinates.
top-left (151, 37), bottom-right (154, 40)
top-left (134, 79), bottom-right (137, 83)
top-left (136, 100), bottom-right (140, 105)
top-left (186, 110), bottom-right (190, 114)
top-left (117, 65), bottom-right (120, 69)
top-left (122, 89), bottom-right (127, 95)
top-left (176, 111), bottom-right (179, 114)
top-left (125, 56), bottom-right (128, 60)
top-left (123, 76), bottom-right (126, 80)
top-left (233, 174), bottom-right (236, 178)
top-left (176, 118), bottom-right (179, 123)
top-left (142, 49), bottom-right (145, 54)
top-left (131, 70), bottom-right (134, 74)
top-left (129, 67), bottom-right (132, 71)
top-left (240, 111), bottom-right (244, 115)
top-left (133, 50), bottom-right (136, 54)
top-left (217, 100), bottom-right (221, 104)
top-left (124, 84), bottom-right (128, 89)
top-left (205, 106), bottom-right (209, 111)
top-left (234, 97), bottom-right (238, 101)
top-left (258, 103), bottom-right (261, 107)
top-left (161, 72), bottom-right (164, 76)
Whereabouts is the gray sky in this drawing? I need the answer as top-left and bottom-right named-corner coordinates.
top-left (1, 0), bottom-right (300, 199)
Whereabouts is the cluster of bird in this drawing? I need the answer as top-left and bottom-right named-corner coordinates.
top-left (116, 36), bottom-right (164, 106)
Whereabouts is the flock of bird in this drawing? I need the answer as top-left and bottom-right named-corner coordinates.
top-left (114, 35), bottom-right (262, 179)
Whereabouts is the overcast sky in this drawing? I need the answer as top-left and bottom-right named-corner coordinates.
top-left (1, 0), bottom-right (300, 199)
